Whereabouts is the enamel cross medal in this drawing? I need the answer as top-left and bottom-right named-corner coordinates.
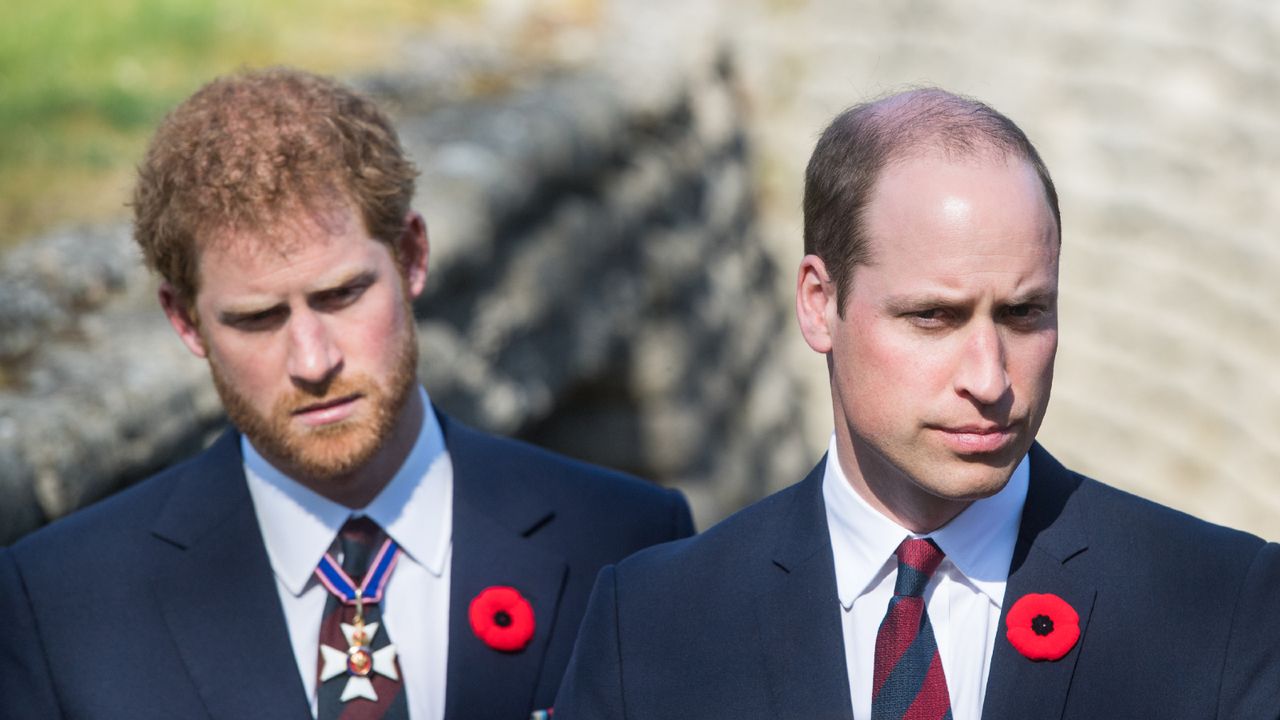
top-left (315, 537), bottom-right (402, 703)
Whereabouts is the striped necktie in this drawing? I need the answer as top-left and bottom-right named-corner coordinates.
top-left (871, 537), bottom-right (952, 720)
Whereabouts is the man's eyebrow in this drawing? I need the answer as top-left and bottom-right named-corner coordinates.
top-left (312, 269), bottom-right (377, 294)
top-left (1005, 288), bottom-right (1058, 306)
top-left (217, 302), bottom-right (286, 323)
top-left (881, 287), bottom-right (1059, 313)
top-left (213, 270), bottom-right (379, 322)
top-left (882, 293), bottom-right (964, 313)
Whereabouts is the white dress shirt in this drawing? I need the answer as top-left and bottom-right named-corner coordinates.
top-left (244, 387), bottom-right (453, 720)
top-left (823, 434), bottom-right (1028, 720)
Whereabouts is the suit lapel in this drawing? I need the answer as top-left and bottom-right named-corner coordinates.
top-left (756, 457), bottom-right (855, 720)
top-left (981, 444), bottom-right (1096, 720)
top-left (151, 431), bottom-right (312, 720)
top-left (441, 414), bottom-right (566, 720)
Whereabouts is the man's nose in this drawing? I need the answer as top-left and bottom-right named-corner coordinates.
top-left (286, 309), bottom-right (342, 388)
top-left (955, 321), bottom-right (1010, 406)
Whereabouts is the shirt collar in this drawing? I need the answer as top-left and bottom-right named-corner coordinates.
top-left (244, 386), bottom-right (453, 597)
top-left (823, 433), bottom-right (1028, 610)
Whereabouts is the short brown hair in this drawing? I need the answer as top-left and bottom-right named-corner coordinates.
top-left (132, 67), bottom-right (418, 303)
top-left (803, 88), bottom-right (1060, 315)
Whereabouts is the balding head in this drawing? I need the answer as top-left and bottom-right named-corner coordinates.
top-left (803, 88), bottom-right (1060, 315)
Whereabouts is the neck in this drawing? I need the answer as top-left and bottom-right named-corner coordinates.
top-left (833, 429), bottom-right (971, 534)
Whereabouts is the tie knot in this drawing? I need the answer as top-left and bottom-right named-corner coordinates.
top-left (334, 516), bottom-right (387, 579)
top-left (893, 538), bottom-right (945, 597)
top-left (340, 515), bottom-right (382, 542)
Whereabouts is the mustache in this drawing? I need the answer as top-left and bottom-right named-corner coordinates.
top-left (275, 376), bottom-right (373, 417)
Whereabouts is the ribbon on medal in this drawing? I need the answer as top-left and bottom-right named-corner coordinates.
top-left (315, 537), bottom-right (401, 607)
top-left (314, 536), bottom-right (403, 703)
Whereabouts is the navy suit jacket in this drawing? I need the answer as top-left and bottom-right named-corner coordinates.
top-left (555, 444), bottom-right (1280, 719)
top-left (0, 411), bottom-right (693, 720)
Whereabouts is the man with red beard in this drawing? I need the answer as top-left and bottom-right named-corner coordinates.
top-left (0, 68), bottom-right (692, 720)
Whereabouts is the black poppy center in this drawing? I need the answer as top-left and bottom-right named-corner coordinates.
top-left (1031, 614), bottom-right (1055, 636)
top-left (493, 610), bottom-right (513, 627)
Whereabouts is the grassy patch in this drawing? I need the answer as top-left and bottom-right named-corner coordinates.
top-left (0, 0), bottom-right (473, 249)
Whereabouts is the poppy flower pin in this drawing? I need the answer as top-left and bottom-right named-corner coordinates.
top-left (1006, 592), bottom-right (1080, 661)
top-left (469, 586), bottom-right (536, 652)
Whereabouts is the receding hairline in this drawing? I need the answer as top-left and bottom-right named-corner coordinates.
top-left (868, 89), bottom-right (1061, 250)
top-left (802, 86), bottom-right (1062, 316)
top-left (855, 87), bottom-right (1038, 170)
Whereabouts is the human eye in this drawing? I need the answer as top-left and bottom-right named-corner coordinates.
top-left (905, 307), bottom-right (953, 329)
top-left (314, 278), bottom-right (371, 311)
top-left (225, 307), bottom-right (287, 332)
top-left (1003, 303), bottom-right (1050, 327)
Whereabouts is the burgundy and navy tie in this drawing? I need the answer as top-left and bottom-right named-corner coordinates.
top-left (871, 538), bottom-right (952, 720)
top-left (316, 517), bottom-right (409, 720)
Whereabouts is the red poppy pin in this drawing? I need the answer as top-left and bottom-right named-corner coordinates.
top-left (1006, 593), bottom-right (1080, 661)
top-left (469, 586), bottom-right (536, 652)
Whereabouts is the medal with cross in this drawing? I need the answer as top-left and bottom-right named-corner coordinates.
top-left (315, 536), bottom-right (403, 702)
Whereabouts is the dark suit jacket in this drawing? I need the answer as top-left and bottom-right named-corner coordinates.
top-left (555, 444), bottom-right (1280, 719)
top-left (0, 411), bottom-right (693, 720)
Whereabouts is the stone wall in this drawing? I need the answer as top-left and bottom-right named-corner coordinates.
top-left (0, 28), bottom-right (809, 544)
top-left (5, 0), bottom-right (1275, 544)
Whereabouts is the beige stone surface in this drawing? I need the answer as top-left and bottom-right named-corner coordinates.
top-left (715, 0), bottom-right (1280, 538)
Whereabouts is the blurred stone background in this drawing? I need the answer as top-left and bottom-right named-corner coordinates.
top-left (1, 0), bottom-right (1277, 543)
top-left (722, 0), bottom-right (1280, 540)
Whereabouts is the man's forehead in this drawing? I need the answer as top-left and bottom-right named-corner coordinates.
top-left (192, 218), bottom-right (378, 300)
top-left (852, 152), bottom-right (1059, 276)
top-left (195, 197), bottom-right (368, 267)
top-left (205, 199), bottom-right (360, 251)
top-left (867, 152), bottom-right (1052, 224)
top-left (872, 143), bottom-right (1057, 233)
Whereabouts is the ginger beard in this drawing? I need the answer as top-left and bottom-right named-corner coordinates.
top-left (207, 303), bottom-right (419, 483)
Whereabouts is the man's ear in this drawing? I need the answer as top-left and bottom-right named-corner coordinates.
top-left (397, 211), bottom-right (429, 299)
top-left (796, 254), bottom-right (836, 354)
top-left (158, 282), bottom-right (208, 359)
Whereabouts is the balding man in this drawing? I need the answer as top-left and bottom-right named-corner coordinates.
top-left (554, 88), bottom-right (1280, 719)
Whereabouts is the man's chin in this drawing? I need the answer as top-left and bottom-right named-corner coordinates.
top-left (925, 458), bottom-right (1020, 501)
top-left (251, 423), bottom-right (384, 483)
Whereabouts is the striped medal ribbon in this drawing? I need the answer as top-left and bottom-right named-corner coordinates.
top-left (314, 536), bottom-right (403, 702)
